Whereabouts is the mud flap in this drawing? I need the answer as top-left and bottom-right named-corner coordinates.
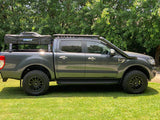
top-left (0, 73), bottom-right (8, 82)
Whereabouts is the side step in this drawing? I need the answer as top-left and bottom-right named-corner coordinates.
top-left (57, 80), bottom-right (119, 85)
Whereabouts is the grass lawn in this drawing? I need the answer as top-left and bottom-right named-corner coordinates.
top-left (0, 79), bottom-right (160, 120)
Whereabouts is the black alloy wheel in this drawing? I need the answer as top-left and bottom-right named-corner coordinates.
top-left (122, 70), bottom-right (148, 94)
top-left (23, 70), bottom-right (49, 95)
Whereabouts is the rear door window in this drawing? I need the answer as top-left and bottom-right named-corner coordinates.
top-left (60, 40), bottom-right (82, 53)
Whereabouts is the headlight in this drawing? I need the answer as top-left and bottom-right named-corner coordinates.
top-left (147, 57), bottom-right (155, 65)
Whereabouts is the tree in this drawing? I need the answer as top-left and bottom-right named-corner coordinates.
top-left (91, 0), bottom-right (160, 65)
top-left (1, 0), bottom-right (160, 66)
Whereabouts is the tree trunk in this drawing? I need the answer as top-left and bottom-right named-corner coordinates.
top-left (155, 45), bottom-right (160, 66)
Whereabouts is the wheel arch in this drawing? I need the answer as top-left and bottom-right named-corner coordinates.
top-left (122, 65), bottom-right (150, 81)
top-left (21, 65), bottom-right (51, 80)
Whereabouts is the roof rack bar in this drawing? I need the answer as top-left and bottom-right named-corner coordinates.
top-left (9, 43), bottom-right (12, 52)
top-left (53, 34), bottom-right (99, 38)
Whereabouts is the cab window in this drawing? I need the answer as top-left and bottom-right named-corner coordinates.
top-left (60, 40), bottom-right (82, 53)
top-left (87, 41), bottom-right (110, 54)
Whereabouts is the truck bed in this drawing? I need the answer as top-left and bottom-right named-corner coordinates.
top-left (0, 52), bottom-right (55, 80)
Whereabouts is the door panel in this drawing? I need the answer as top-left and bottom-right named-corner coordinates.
top-left (55, 53), bottom-right (85, 79)
top-left (85, 41), bottom-right (119, 78)
top-left (55, 40), bottom-right (85, 79)
top-left (85, 54), bottom-right (119, 78)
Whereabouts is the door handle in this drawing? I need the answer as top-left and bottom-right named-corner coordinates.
top-left (59, 56), bottom-right (68, 60)
top-left (88, 57), bottom-right (96, 61)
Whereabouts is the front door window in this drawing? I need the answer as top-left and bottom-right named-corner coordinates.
top-left (87, 41), bottom-right (110, 54)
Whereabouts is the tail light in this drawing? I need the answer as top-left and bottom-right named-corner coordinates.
top-left (0, 56), bottom-right (5, 70)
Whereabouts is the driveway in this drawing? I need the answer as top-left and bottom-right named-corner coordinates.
top-left (151, 73), bottom-right (160, 83)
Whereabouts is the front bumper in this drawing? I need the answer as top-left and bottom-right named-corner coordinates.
top-left (150, 67), bottom-right (156, 80)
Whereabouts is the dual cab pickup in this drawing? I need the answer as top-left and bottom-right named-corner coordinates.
top-left (0, 33), bottom-right (156, 95)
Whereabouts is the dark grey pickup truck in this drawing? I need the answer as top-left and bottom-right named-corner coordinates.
top-left (0, 32), bottom-right (156, 95)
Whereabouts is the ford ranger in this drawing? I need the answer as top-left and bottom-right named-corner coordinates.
top-left (0, 32), bottom-right (156, 95)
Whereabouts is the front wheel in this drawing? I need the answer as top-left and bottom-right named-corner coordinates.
top-left (23, 70), bottom-right (49, 95)
top-left (122, 70), bottom-right (148, 94)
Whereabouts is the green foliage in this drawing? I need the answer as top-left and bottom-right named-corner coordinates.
top-left (92, 0), bottom-right (160, 53)
top-left (0, 0), bottom-right (160, 55)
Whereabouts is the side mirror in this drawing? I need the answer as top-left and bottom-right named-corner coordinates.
top-left (110, 49), bottom-right (116, 56)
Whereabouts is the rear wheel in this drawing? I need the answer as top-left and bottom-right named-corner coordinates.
top-left (122, 70), bottom-right (148, 94)
top-left (23, 70), bottom-right (49, 95)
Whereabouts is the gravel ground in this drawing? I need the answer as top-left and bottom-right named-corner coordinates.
top-left (150, 73), bottom-right (160, 83)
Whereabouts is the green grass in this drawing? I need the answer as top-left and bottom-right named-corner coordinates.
top-left (0, 79), bottom-right (160, 120)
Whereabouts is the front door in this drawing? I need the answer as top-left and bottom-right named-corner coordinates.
top-left (85, 41), bottom-right (120, 79)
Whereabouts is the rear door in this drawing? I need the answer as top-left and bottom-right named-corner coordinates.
top-left (55, 39), bottom-right (85, 79)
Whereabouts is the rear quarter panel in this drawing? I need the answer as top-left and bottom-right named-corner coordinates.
top-left (0, 52), bottom-right (55, 80)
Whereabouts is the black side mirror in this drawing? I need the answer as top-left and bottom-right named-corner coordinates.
top-left (110, 49), bottom-right (116, 56)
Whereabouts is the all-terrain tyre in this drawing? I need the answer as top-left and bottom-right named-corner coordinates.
top-left (23, 70), bottom-right (49, 95)
top-left (122, 70), bottom-right (148, 94)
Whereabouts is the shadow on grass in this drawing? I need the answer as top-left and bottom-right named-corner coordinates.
top-left (0, 84), bottom-right (158, 99)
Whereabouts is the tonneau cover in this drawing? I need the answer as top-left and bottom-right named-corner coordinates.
top-left (5, 32), bottom-right (52, 44)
